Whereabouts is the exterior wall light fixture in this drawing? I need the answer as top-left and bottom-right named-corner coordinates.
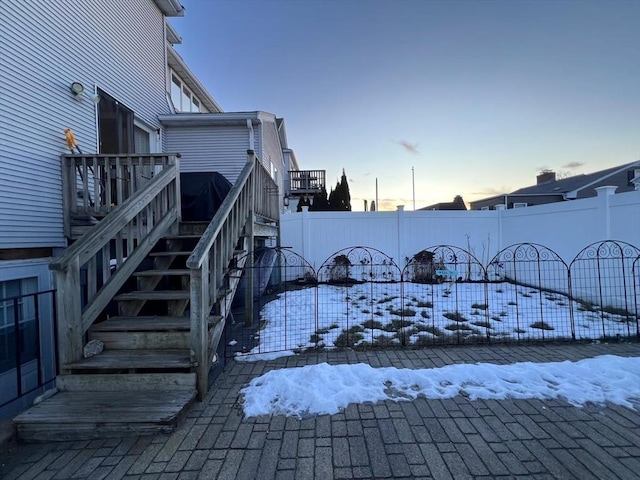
top-left (70, 82), bottom-right (100, 104)
top-left (70, 82), bottom-right (85, 100)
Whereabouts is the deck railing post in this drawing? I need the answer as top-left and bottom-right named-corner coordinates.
top-left (190, 255), bottom-right (209, 400)
top-left (54, 256), bottom-right (84, 373)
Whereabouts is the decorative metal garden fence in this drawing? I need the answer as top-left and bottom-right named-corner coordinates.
top-left (569, 240), bottom-right (640, 341)
top-left (486, 243), bottom-right (573, 342)
top-left (225, 240), bottom-right (640, 358)
top-left (401, 246), bottom-right (489, 346)
top-left (316, 247), bottom-right (402, 349)
top-left (224, 247), bottom-right (317, 357)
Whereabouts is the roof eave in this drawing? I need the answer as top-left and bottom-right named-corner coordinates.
top-left (159, 112), bottom-right (262, 127)
top-left (165, 20), bottom-right (182, 45)
top-left (153, 0), bottom-right (185, 17)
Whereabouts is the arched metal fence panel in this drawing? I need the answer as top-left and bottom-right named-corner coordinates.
top-left (225, 247), bottom-right (318, 358)
top-left (229, 240), bottom-right (640, 358)
top-left (401, 246), bottom-right (489, 346)
top-left (486, 243), bottom-right (573, 342)
top-left (569, 241), bottom-right (640, 341)
top-left (316, 247), bottom-right (403, 349)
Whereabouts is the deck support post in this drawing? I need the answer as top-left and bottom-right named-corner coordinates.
top-left (190, 257), bottom-right (209, 401)
top-left (55, 256), bottom-right (84, 373)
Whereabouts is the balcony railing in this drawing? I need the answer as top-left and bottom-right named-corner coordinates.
top-left (288, 170), bottom-right (326, 195)
top-left (61, 154), bottom-right (178, 238)
top-left (0, 289), bottom-right (57, 414)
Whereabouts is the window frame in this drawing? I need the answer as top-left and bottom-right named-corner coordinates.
top-left (170, 69), bottom-right (205, 113)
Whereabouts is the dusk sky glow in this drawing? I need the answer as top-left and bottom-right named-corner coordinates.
top-left (170, 0), bottom-right (640, 211)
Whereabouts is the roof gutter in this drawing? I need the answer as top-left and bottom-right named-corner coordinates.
top-left (153, 0), bottom-right (185, 16)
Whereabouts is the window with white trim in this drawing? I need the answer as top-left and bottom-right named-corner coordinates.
top-left (513, 202), bottom-right (528, 208)
top-left (171, 72), bottom-right (206, 113)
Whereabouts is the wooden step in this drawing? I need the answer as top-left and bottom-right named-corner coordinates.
top-left (114, 290), bottom-right (189, 301)
top-left (92, 316), bottom-right (189, 331)
top-left (89, 330), bottom-right (189, 350)
top-left (91, 316), bottom-right (220, 331)
top-left (162, 234), bottom-right (202, 240)
top-left (133, 269), bottom-right (191, 277)
top-left (179, 222), bottom-right (209, 235)
top-left (149, 251), bottom-right (192, 257)
top-left (13, 389), bottom-right (196, 442)
top-left (64, 349), bottom-right (191, 371)
top-left (56, 373), bottom-right (197, 392)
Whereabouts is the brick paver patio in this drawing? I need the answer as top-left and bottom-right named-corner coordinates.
top-left (1, 342), bottom-right (639, 479)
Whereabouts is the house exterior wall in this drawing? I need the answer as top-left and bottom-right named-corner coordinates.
top-left (164, 114), bottom-right (286, 196)
top-left (0, 0), bottom-right (170, 252)
top-left (165, 125), bottom-right (251, 183)
top-left (258, 117), bottom-right (285, 197)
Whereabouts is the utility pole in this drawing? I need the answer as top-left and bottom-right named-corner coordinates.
top-left (412, 166), bottom-right (415, 210)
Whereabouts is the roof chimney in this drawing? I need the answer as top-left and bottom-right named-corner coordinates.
top-left (537, 170), bottom-right (556, 184)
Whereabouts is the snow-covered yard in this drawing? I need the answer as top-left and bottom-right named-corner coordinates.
top-left (239, 281), bottom-right (637, 357)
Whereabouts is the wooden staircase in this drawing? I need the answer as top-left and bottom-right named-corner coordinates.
top-left (13, 152), bottom-right (279, 442)
top-left (14, 223), bottom-right (245, 442)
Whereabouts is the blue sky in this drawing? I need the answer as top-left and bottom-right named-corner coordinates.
top-left (170, 0), bottom-right (640, 211)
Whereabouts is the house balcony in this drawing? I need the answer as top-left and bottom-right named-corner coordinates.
top-left (288, 170), bottom-right (326, 196)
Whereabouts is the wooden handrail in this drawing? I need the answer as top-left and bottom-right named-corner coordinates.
top-left (52, 166), bottom-right (177, 271)
top-left (187, 151), bottom-right (279, 399)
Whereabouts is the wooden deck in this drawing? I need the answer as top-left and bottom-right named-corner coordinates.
top-left (13, 390), bottom-right (196, 442)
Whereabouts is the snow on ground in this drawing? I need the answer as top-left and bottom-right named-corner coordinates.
top-left (240, 355), bottom-right (640, 418)
top-left (240, 281), bottom-right (635, 358)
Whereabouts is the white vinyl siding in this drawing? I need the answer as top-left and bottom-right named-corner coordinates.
top-left (0, 0), bottom-right (170, 249)
top-left (260, 118), bottom-right (285, 196)
top-left (165, 126), bottom-right (252, 183)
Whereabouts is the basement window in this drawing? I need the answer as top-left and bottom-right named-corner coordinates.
top-left (0, 277), bottom-right (38, 373)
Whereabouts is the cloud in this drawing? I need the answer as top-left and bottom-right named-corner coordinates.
top-left (393, 140), bottom-right (420, 155)
top-left (470, 187), bottom-right (510, 196)
top-left (562, 162), bottom-right (584, 170)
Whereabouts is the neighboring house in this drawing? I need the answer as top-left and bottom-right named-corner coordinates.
top-left (470, 161), bottom-right (640, 210)
top-left (420, 195), bottom-right (467, 211)
top-left (0, 0), bottom-right (294, 423)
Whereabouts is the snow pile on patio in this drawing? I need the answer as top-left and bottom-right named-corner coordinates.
top-left (241, 355), bottom-right (640, 418)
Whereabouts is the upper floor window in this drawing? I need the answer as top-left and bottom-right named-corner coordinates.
top-left (171, 72), bottom-right (204, 113)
